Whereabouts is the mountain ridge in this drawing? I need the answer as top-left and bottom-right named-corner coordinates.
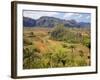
top-left (23, 16), bottom-right (90, 28)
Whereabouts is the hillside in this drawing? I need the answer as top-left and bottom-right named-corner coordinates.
top-left (23, 16), bottom-right (90, 28)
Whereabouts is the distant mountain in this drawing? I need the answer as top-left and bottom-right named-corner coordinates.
top-left (36, 16), bottom-right (63, 28)
top-left (23, 16), bottom-right (90, 28)
top-left (23, 17), bottom-right (36, 27)
top-left (78, 22), bottom-right (90, 28)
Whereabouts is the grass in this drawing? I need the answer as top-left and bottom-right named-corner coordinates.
top-left (23, 26), bottom-right (90, 69)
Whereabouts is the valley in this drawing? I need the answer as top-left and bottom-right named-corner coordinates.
top-left (23, 26), bottom-right (91, 69)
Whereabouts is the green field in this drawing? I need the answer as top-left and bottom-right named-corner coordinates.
top-left (23, 25), bottom-right (91, 69)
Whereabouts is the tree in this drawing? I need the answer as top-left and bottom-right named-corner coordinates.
top-left (50, 24), bottom-right (66, 40)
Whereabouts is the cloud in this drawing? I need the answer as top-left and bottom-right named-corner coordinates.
top-left (23, 10), bottom-right (91, 22)
top-left (77, 14), bottom-right (82, 18)
top-left (63, 13), bottom-right (75, 19)
top-left (62, 13), bottom-right (91, 22)
top-left (86, 15), bottom-right (90, 19)
top-left (63, 13), bottom-right (83, 19)
top-left (23, 10), bottom-right (58, 19)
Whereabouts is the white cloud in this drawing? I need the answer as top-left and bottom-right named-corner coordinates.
top-left (63, 13), bottom-right (83, 19)
top-left (86, 15), bottom-right (90, 19)
top-left (77, 14), bottom-right (82, 18)
top-left (23, 10), bottom-right (58, 19)
top-left (63, 13), bottom-right (75, 19)
top-left (23, 10), bottom-right (91, 22)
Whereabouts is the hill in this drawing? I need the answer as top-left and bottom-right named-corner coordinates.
top-left (23, 16), bottom-right (90, 28)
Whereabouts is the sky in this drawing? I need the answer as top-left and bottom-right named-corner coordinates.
top-left (23, 10), bottom-right (91, 23)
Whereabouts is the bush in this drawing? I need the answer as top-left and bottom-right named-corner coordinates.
top-left (23, 38), bottom-right (33, 46)
top-left (76, 58), bottom-right (87, 66)
top-left (28, 32), bottom-right (36, 37)
top-left (50, 24), bottom-right (83, 43)
top-left (62, 43), bottom-right (68, 48)
top-left (50, 24), bottom-right (67, 40)
top-left (79, 50), bottom-right (84, 57)
top-left (23, 46), bottom-right (41, 69)
top-left (82, 36), bottom-right (91, 49)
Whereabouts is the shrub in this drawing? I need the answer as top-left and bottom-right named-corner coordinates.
top-left (82, 36), bottom-right (91, 49)
top-left (50, 24), bottom-right (67, 41)
top-left (62, 43), bottom-right (68, 48)
top-left (23, 38), bottom-right (33, 46)
top-left (79, 50), bottom-right (84, 57)
top-left (23, 46), bottom-right (41, 69)
top-left (28, 32), bottom-right (36, 37)
top-left (50, 24), bottom-right (83, 43)
top-left (77, 58), bottom-right (87, 66)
